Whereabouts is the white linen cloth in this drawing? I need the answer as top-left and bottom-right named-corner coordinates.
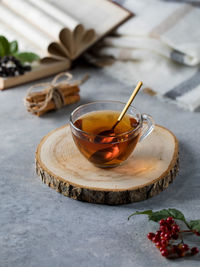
top-left (97, 0), bottom-right (200, 111)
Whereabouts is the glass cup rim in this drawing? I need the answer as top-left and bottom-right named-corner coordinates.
top-left (69, 100), bottom-right (143, 138)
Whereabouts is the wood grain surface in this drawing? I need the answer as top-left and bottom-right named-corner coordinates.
top-left (36, 124), bottom-right (179, 205)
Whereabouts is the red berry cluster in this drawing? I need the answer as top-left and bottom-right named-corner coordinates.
top-left (147, 217), bottom-right (199, 258)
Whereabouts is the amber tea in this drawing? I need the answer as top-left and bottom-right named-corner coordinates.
top-left (72, 110), bottom-right (141, 167)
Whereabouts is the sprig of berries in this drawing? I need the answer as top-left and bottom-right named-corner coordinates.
top-left (0, 56), bottom-right (31, 77)
top-left (147, 217), bottom-right (199, 258)
top-left (0, 35), bottom-right (39, 78)
top-left (128, 209), bottom-right (200, 259)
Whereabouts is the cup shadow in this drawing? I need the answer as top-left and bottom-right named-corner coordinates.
top-left (121, 140), bottom-right (198, 209)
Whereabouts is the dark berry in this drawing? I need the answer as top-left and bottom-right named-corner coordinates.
top-left (159, 246), bottom-right (167, 252)
top-left (156, 230), bottom-right (162, 235)
top-left (152, 237), bottom-right (156, 243)
top-left (152, 236), bottom-right (160, 243)
top-left (155, 241), bottom-right (162, 248)
top-left (164, 233), bottom-right (171, 240)
top-left (166, 217), bottom-right (174, 225)
top-left (13, 58), bottom-right (21, 66)
top-left (166, 225), bottom-right (172, 232)
top-left (1, 66), bottom-right (6, 73)
top-left (191, 247), bottom-right (199, 255)
top-left (0, 55), bottom-right (31, 78)
top-left (171, 233), bottom-right (179, 240)
top-left (19, 69), bottom-right (24, 75)
top-left (182, 244), bottom-right (189, 252)
top-left (160, 232), bottom-right (166, 237)
top-left (159, 219), bottom-right (166, 226)
top-left (147, 232), bottom-right (155, 240)
top-left (161, 239), bottom-right (168, 247)
top-left (155, 233), bottom-right (161, 239)
top-left (23, 65), bottom-right (31, 71)
top-left (195, 231), bottom-right (200, 236)
top-left (176, 247), bottom-right (184, 257)
top-left (8, 55), bottom-right (15, 60)
top-left (160, 226), bottom-right (167, 232)
top-left (2, 56), bottom-right (9, 63)
top-left (161, 248), bottom-right (169, 257)
top-left (17, 65), bottom-right (23, 71)
top-left (7, 67), bottom-right (14, 77)
top-left (172, 245), bottom-right (178, 254)
top-left (172, 224), bottom-right (180, 233)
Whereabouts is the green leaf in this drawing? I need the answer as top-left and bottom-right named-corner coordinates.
top-left (148, 209), bottom-right (187, 224)
top-left (149, 209), bottom-right (171, 222)
top-left (0, 35), bottom-right (10, 57)
top-left (168, 208), bottom-right (186, 222)
top-left (188, 220), bottom-right (200, 233)
top-left (128, 210), bottom-right (153, 220)
top-left (15, 52), bottom-right (40, 63)
top-left (128, 208), bottom-right (190, 227)
top-left (9, 40), bottom-right (18, 54)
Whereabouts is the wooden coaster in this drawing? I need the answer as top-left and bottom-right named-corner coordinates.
top-left (36, 124), bottom-right (179, 205)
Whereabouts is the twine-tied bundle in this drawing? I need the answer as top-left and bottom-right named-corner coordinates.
top-left (24, 72), bottom-right (88, 116)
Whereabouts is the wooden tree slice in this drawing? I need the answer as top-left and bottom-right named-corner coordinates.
top-left (36, 124), bottom-right (179, 205)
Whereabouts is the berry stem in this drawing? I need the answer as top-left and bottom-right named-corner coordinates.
top-left (180, 230), bottom-right (195, 234)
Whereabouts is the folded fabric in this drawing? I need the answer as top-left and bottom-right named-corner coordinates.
top-left (102, 0), bottom-right (200, 66)
top-left (96, 0), bottom-right (200, 111)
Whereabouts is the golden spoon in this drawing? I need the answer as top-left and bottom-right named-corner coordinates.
top-left (90, 81), bottom-right (143, 164)
top-left (97, 81), bottom-right (143, 137)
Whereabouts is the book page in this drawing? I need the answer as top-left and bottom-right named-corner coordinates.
top-left (2, 0), bottom-right (73, 41)
top-left (28, 0), bottom-right (79, 31)
top-left (0, 4), bottom-right (51, 53)
top-left (49, 0), bottom-right (132, 38)
top-left (46, 0), bottom-right (131, 58)
top-left (1, 0), bottom-right (82, 59)
top-left (0, 0), bottom-right (131, 61)
top-left (0, 19), bottom-right (43, 57)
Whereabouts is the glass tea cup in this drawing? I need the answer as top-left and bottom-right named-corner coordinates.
top-left (70, 101), bottom-right (154, 168)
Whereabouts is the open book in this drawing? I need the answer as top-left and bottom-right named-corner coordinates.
top-left (0, 0), bottom-right (132, 89)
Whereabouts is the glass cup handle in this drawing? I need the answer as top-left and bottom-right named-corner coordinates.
top-left (139, 113), bottom-right (155, 142)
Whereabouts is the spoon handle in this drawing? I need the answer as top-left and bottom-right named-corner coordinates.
top-left (117, 81), bottom-right (143, 122)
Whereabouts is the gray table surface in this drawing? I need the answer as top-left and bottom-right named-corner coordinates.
top-left (1, 65), bottom-right (200, 267)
